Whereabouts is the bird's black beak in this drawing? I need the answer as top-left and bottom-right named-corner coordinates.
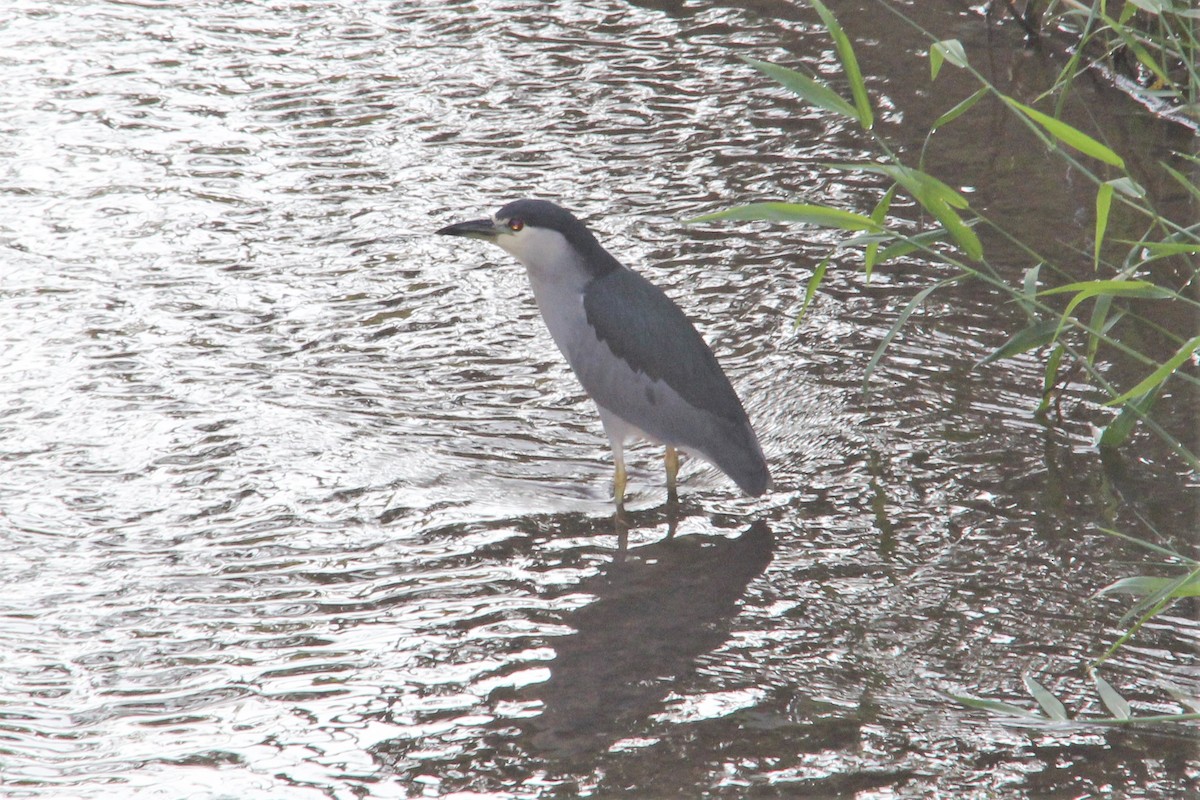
top-left (436, 218), bottom-right (499, 240)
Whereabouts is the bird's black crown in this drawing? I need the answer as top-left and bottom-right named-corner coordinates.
top-left (495, 199), bottom-right (584, 234)
top-left (496, 199), bottom-right (622, 277)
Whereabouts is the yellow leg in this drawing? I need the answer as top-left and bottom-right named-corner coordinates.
top-left (665, 446), bottom-right (680, 502)
top-left (613, 458), bottom-right (627, 513)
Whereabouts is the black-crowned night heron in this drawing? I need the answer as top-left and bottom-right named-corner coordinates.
top-left (437, 199), bottom-right (769, 509)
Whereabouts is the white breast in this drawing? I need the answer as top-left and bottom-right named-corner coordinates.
top-left (496, 227), bottom-right (594, 362)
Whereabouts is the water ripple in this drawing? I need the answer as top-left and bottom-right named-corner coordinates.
top-left (0, 0), bottom-right (1194, 797)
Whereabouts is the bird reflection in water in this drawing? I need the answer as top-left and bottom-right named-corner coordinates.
top-left (527, 520), bottom-right (773, 757)
top-left (371, 519), bottom-right (773, 789)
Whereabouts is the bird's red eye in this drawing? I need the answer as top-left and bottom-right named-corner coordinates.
top-left (508, 218), bottom-right (524, 232)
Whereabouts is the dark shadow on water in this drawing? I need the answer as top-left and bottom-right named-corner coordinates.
top-left (370, 517), bottom-right (774, 790)
top-left (527, 519), bottom-right (773, 758)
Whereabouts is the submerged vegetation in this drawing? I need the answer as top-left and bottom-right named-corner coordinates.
top-left (990, 0), bottom-right (1199, 128)
top-left (697, 0), bottom-right (1198, 724)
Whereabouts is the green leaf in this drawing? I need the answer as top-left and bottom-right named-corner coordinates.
top-left (1039, 280), bottom-right (1174, 342)
top-left (1093, 712), bottom-right (1200, 724)
top-left (935, 208), bottom-right (984, 263)
top-left (1038, 344), bottom-right (1066, 414)
top-left (865, 276), bottom-right (964, 387)
top-left (1086, 292), bottom-right (1116, 365)
top-left (1024, 675), bottom-right (1069, 721)
top-left (1097, 569), bottom-right (1200, 631)
top-left (830, 163), bottom-right (982, 260)
top-left (1104, 334), bottom-right (1200, 406)
top-left (1095, 181), bottom-right (1113, 270)
top-left (930, 39), bottom-right (968, 80)
top-left (1038, 279), bottom-right (1175, 299)
top-left (1107, 176), bottom-right (1146, 199)
top-left (864, 185), bottom-right (897, 278)
top-left (870, 184), bottom-right (896, 225)
top-left (864, 241), bottom-right (881, 278)
top-left (687, 202), bottom-right (883, 231)
top-left (742, 56), bottom-right (859, 122)
top-left (1096, 527), bottom-right (1197, 561)
top-left (1091, 672), bottom-right (1132, 720)
top-left (1099, 378), bottom-right (1160, 449)
top-left (1003, 97), bottom-right (1127, 168)
top-left (796, 255), bottom-right (830, 325)
top-left (930, 47), bottom-right (944, 82)
top-left (831, 163), bottom-right (969, 208)
top-left (1132, 241), bottom-right (1200, 257)
top-left (876, 226), bottom-right (955, 263)
top-left (977, 318), bottom-right (1058, 366)
top-left (1160, 570), bottom-right (1200, 599)
top-left (1161, 161), bottom-right (1200, 202)
top-left (932, 87), bottom-right (988, 132)
top-left (809, 0), bottom-right (873, 129)
top-left (1022, 263), bottom-right (1042, 300)
top-left (839, 232), bottom-right (892, 248)
top-left (1096, 575), bottom-right (1187, 598)
top-left (944, 692), bottom-right (1041, 718)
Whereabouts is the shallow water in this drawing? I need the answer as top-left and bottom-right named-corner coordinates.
top-left (1, 0), bottom-right (1196, 797)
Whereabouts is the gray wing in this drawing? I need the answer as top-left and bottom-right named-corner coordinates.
top-left (583, 268), bottom-right (743, 420)
top-left (574, 268), bottom-right (769, 495)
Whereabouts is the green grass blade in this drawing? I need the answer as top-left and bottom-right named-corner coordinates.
top-left (1095, 181), bottom-right (1114, 271)
top-left (864, 184), bottom-right (897, 278)
top-left (1104, 334), bottom-right (1200, 406)
top-left (1040, 280), bottom-right (1175, 344)
top-left (875, 166), bottom-right (980, 259)
top-left (1085, 293), bottom-right (1116, 366)
top-left (977, 318), bottom-right (1058, 366)
top-left (832, 163), bottom-right (982, 260)
top-left (1090, 712), bottom-right (1200, 724)
top-left (1096, 575), bottom-right (1181, 597)
top-left (870, 184), bottom-right (896, 225)
top-left (687, 202), bottom-right (883, 230)
top-left (1103, 12), bottom-right (1174, 89)
top-left (809, 0), bottom-right (873, 129)
top-left (875, 226), bottom-right (954, 263)
top-left (932, 86), bottom-right (988, 132)
top-left (1132, 241), bottom-right (1200, 257)
top-left (1107, 175), bottom-right (1147, 199)
top-left (1096, 527), bottom-right (1196, 561)
top-left (1024, 675), bottom-right (1070, 721)
top-left (1100, 568), bottom-right (1200, 630)
top-left (796, 255), bottom-right (830, 325)
top-left (943, 692), bottom-right (1042, 718)
top-left (1091, 672), bottom-right (1132, 720)
top-left (1161, 570), bottom-right (1200, 599)
top-left (742, 56), bottom-right (859, 121)
top-left (1125, 0), bottom-right (1167, 15)
top-left (832, 163), bottom-right (969, 208)
top-left (865, 277), bottom-right (962, 387)
top-left (1038, 344), bottom-right (1066, 415)
top-left (1161, 160), bottom-right (1200, 202)
top-left (864, 241), bottom-right (881, 278)
top-left (1003, 97), bottom-right (1127, 168)
top-left (933, 207), bottom-right (983, 262)
top-left (1099, 382), bottom-right (1161, 449)
top-left (930, 39), bottom-right (968, 80)
top-left (1023, 263), bottom-right (1042, 300)
top-left (1038, 279), bottom-right (1175, 299)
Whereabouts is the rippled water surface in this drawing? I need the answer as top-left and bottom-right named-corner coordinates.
top-left (2, 0), bottom-right (1197, 797)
